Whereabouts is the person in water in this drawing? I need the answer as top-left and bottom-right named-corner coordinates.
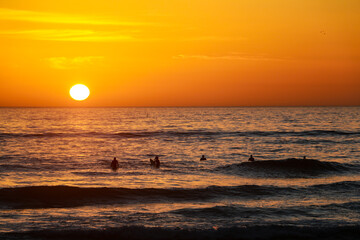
top-left (111, 157), bottom-right (119, 169)
top-left (154, 156), bottom-right (160, 168)
top-left (200, 155), bottom-right (207, 161)
top-left (248, 155), bottom-right (255, 162)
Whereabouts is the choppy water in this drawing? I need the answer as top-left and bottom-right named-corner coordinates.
top-left (1, 107), bottom-right (359, 239)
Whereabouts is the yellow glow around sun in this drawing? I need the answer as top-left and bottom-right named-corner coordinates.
top-left (70, 84), bottom-right (90, 101)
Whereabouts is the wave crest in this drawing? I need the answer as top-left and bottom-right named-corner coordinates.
top-left (216, 159), bottom-right (356, 178)
top-left (1, 129), bottom-right (359, 139)
top-left (1, 181), bottom-right (359, 209)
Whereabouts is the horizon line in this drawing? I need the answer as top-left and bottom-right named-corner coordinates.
top-left (0, 105), bottom-right (359, 108)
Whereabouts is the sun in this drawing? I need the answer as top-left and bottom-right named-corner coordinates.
top-left (69, 84), bottom-right (90, 101)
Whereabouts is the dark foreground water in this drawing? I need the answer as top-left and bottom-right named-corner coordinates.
top-left (1, 107), bottom-right (359, 239)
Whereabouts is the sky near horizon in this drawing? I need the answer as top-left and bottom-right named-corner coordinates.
top-left (0, 0), bottom-right (359, 107)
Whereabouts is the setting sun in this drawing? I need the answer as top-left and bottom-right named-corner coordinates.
top-left (69, 84), bottom-right (90, 101)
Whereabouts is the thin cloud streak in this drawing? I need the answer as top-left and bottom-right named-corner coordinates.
top-left (0, 29), bottom-right (240, 43)
top-left (173, 53), bottom-right (285, 61)
top-left (0, 29), bottom-right (135, 42)
top-left (45, 56), bottom-right (104, 69)
top-left (181, 36), bottom-right (246, 42)
top-left (0, 8), bottom-right (152, 26)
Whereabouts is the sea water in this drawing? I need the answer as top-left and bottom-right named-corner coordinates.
top-left (0, 107), bottom-right (359, 239)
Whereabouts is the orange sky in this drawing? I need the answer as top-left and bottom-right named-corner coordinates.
top-left (0, 0), bottom-right (359, 107)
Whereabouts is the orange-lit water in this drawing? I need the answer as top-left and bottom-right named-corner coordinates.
top-left (1, 107), bottom-right (359, 239)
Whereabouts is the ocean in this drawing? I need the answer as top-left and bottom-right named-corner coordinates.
top-left (0, 107), bottom-right (359, 239)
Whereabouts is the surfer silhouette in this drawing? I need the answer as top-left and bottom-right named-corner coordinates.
top-left (150, 156), bottom-right (160, 168)
top-left (154, 156), bottom-right (160, 168)
top-left (248, 155), bottom-right (255, 162)
top-left (200, 155), bottom-right (207, 161)
top-left (111, 157), bottom-right (119, 170)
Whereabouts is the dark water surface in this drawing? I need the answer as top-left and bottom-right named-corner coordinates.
top-left (1, 107), bottom-right (359, 239)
